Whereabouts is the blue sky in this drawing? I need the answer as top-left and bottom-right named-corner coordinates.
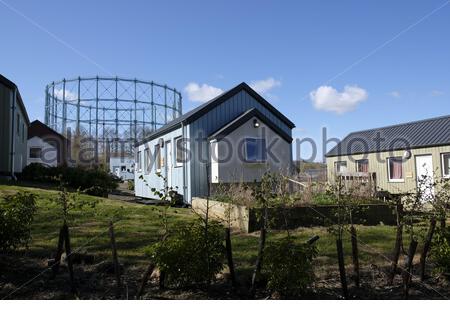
top-left (1, 0), bottom-right (449, 161)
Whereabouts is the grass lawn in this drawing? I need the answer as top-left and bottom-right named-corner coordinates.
top-left (1, 183), bottom-right (439, 299)
top-left (0, 183), bottom-right (403, 272)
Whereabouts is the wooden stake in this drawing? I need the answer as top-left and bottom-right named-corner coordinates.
top-left (159, 271), bottom-right (166, 290)
top-left (51, 225), bottom-right (65, 276)
top-left (109, 221), bottom-right (122, 293)
top-left (250, 209), bottom-right (267, 297)
top-left (336, 238), bottom-right (348, 299)
top-left (350, 225), bottom-right (360, 288)
top-left (136, 262), bottom-right (155, 299)
top-left (63, 224), bottom-right (75, 292)
top-left (440, 217), bottom-right (446, 230)
top-left (388, 203), bottom-right (404, 286)
top-left (225, 227), bottom-right (237, 288)
top-left (419, 218), bottom-right (436, 281)
top-left (402, 239), bottom-right (418, 299)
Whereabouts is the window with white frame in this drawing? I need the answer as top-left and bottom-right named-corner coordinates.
top-left (356, 159), bottom-right (369, 173)
top-left (144, 148), bottom-right (150, 173)
top-left (335, 161), bottom-right (347, 174)
top-left (442, 153), bottom-right (450, 178)
top-left (137, 151), bottom-right (142, 171)
top-left (388, 157), bottom-right (404, 182)
top-left (155, 144), bottom-right (161, 172)
top-left (174, 136), bottom-right (184, 167)
top-left (245, 138), bottom-right (266, 162)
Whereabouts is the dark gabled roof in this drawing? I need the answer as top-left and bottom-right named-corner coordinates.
top-left (137, 82), bottom-right (295, 145)
top-left (28, 120), bottom-right (67, 141)
top-left (326, 114), bottom-right (450, 157)
top-left (0, 74), bottom-right (30, 125)
top-left (208, 108), bottom-right (293, 143)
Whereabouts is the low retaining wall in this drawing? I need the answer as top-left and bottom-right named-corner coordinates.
top-left (192, 198), bottom-right (395, 233)
top-left (191, 198), bottom-right (251, 232)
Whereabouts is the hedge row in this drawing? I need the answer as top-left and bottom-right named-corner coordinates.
top-left (20, 163), bottom-right (119, 197)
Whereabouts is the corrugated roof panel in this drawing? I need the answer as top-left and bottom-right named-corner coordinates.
top-left (326, 115), bottom-right (450, 157)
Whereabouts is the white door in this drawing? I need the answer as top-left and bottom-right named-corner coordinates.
top-left (165, 141), bottom-right (172, 187)
top-left (415, 155), bottom-right (434, 199)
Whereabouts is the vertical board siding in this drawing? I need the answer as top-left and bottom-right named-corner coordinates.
top-left (326, 145), bottom-right (450, 194)
top-left (134, 127), bottom-right (186, 200)
top-left (189, 90), bottom-right (292, 198)
top-left (0, 83), bottom-right (11, 173)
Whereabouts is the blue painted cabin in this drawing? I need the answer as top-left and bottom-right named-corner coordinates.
top-left (134, 82), bottom-right (295, 204)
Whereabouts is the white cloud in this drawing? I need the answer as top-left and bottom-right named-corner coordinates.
top-left (184, 82), bottom-right (223, 103)
top-left (389, 91), bottom-right (401, 98)
top-left (53, 88), bottom-right (78, 101)
top-left (431, 90), bottom-right (444, 97)
top-left (310, 85), bottom-right (368, 114)
top-left (250, 77), bottom-right (281, 94)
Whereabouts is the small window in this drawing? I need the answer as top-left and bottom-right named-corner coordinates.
top-left (137, 151), bottom-right (142, 171)
top-left (356, 159), bottom-right (369, 173)
top-left (245, 138), bottom-right (266, 162)
top-left (388, 157), bottom-right (404, 182)
top-left (29, 147), bottom-right (42, 159)
top-left (17, 114), bottom-right (20, 135)
top-left (22, 123), bottom-right (25, 142)
top-left (175, 137), bottom-right (184, 167)
top-left (144, 148), bottom-right (150, 173)
top-left (335, 161), bottom-right (347, 174)
top-left (442, 153), bottom-right (450, 178)
top-left (155, 144), bottom-right (161, 172)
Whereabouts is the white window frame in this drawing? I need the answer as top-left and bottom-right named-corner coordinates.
top-left (144, 148), bottom-right (150, 173)
top-left (334, 161), bottom-right (347, 174)
top-left (174, 136), bottom-right (184, 167)
top-left (137, 151), bottom-right (142, 171)
top-left (155, 144), bottom-right (162, 173)
top-left (441, 153), bottom-right (450, 178)
top-left (387, 157), bottom-right (404, 182)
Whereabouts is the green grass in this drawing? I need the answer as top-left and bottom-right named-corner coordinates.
top-left (0, 184), bottom-right (403, 273)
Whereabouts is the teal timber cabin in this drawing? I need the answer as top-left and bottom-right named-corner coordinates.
top-left (134, 82), bottom-right (295, 204)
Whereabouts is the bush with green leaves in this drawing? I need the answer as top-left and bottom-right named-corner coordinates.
top-left (0, 192), bottom-right (37, 252)
top-left (146, 218), bottom-right (226, 287)
top-left (263, 237), bottom-right (317, 297)
top-left (431, 227), bottom-right (450, 277)
top-left (21, 163), bottom-right (119, 197)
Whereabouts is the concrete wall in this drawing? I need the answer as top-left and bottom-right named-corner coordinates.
top-left (192, 197), bottom-right (250, 232)
top-left (210, 116), bottom-right (292, 183)
top-left (326, 144), bottom-right (450, 194)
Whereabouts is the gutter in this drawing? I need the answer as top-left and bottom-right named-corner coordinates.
top-left (9, 87), bottom-right (17, 180)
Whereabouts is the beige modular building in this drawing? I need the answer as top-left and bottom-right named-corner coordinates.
top-left (325, 115), bottom-right (450, 195)
top-left (0, 74), bottom-right (30, 178)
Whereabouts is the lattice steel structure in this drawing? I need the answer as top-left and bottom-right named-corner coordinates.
top-left (45, 76), bottom-right (182, 159)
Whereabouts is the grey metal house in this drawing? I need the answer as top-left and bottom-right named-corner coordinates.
top-left (134, 82), bottom-right (295, 203)
top-left (0, 74), bottom-right (30, 178)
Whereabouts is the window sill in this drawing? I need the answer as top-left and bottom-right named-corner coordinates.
top-left (388, 179), bottom-right (405, 183)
